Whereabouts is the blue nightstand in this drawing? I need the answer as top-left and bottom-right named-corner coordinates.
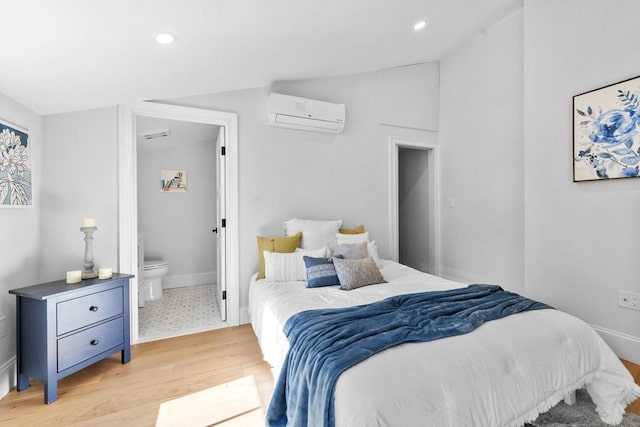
top-left (9, 274), bottom-right (133, 404)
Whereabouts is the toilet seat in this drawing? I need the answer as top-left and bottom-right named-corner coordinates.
top-left (144, 260), bottom-right (169, 271)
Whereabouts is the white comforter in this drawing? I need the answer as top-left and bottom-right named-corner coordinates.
top-left (249, 260), bottom-right (640, 426)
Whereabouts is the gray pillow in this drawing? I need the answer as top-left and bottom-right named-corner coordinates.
top-left (333, 256), bottom-right (385, 290)
top-left (330, 242), bottom-right (368, 260)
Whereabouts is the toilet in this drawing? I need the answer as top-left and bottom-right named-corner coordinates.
top-left (142, 259), bottom-right (169, 302)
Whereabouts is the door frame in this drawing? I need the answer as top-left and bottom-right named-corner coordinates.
top-left (118, 101), bottom-right (239, 343)
top-left (215, 128), bottom-right (227, 321)
top-left (388, 135), bottom-right (441, 275)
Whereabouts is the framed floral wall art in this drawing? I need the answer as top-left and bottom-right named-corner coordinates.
top-left (574, 75), bottom-right (640, 182)
top-left (0, 119), bottom-right (31, 206)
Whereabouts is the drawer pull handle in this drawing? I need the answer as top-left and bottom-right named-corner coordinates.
top-left (90, 339), bottom-right (99, 346)
top-left (89, 306), bottom-right (99, 312)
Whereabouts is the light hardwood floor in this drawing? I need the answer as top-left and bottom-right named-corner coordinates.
top-left (1, 325), bottom-right (639, 426)
top-left (0, 326), bottom-right (274, 426)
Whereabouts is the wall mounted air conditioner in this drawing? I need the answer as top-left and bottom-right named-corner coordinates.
top-left (267, 92), bottom-right (345, 134)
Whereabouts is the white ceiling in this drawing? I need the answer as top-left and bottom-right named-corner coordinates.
top-left (0, 0), bottom-right (521, 115)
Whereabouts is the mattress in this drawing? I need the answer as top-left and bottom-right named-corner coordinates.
top-left (249, 260), bottom-right (640, 426)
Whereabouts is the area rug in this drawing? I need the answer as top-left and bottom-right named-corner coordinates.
top-left (525, 388), bottom-right (640, 426)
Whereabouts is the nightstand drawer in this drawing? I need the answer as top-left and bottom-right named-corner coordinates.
top-left (57, 287), bottom-right (123, 335)
top-left (57, 317), bottom-right (124, 372)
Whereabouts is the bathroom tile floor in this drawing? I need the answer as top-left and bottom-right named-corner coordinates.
top-left (138, 284), bottom-right (227, 342)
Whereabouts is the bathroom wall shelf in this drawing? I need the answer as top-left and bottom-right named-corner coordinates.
top-left (9, 274), bottom-right (133, 404)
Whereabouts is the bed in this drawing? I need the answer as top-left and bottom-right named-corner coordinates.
top-left (249, 259), bottom-right (640, 426)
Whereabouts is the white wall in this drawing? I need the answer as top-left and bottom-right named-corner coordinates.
top-left (137, 136), bottom-right (217, 283)
top-left (439, 8), bottom-right (524, 293)
top-left (523, 0), bottom-right (640, 361)
top-left (378, 63), bottom-right (440, 131)
top-left (39, 107), bottom-right (119, 282)
top-left (0, 93), bottom-right (42, 398)
top-left (440, 1), bottom-right (640, 363)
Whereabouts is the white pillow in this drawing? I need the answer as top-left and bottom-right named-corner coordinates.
top-left (264, 247), bottom-right (326, 281)
top-left (330, 242), bottom-right (368, 259)
top-left (336, 232), bottom-right (382, 267)
top-left (296, 247), bottom-right (327, 260)
top-left (283, 218), bottom-right (342, 250)
top-left (336, 232), bottom-right (369, 244)
top-left (367, 241), bottom-right (383, 268)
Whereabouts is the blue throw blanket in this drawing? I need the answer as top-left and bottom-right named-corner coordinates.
top-left (265, 284), bottom-right (552, 427)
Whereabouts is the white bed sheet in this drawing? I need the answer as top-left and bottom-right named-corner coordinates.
top-left (249, 260), bottom-right (640, 426)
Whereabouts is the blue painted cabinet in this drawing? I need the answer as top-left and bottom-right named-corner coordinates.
top-left (9, 274), bottom-right (133, 404)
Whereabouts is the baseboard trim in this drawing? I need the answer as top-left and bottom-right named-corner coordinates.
top-left (239, 306), bottom-right (250, 325)
top-left (591, 324), bottom-right (640, 365)
top-left (0, 356), bottom-right (16, 401)
top-left (163, 271), bottom-right (216, 289)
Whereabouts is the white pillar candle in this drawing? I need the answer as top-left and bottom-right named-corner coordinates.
top-left (98, 267), bottom-right (113, 280)
top-left (81, 218), bottom-right (96, 228)
top-left (66, 270), bottom-right (82, 284)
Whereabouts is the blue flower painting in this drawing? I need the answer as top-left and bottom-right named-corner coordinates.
top-left (574, 76), bottom-right (640, 181)
top-left (0, 120), bottom-right (31, 205)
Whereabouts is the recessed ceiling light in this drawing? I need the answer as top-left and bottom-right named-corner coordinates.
top-left (156, 33), bottom-right (176, 44)
top-left (414, 20), bottom-right (427, 31)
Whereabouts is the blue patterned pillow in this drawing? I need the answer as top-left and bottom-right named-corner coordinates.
top-left (303, 256), bottom-right (340, 288)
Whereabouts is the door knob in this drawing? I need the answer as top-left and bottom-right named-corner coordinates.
top-left (212, 228), bottom-right (218, 234)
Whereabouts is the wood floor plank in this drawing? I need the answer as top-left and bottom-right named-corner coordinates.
top-left (0, 325), bottom-right (273, 427)
top-left (1, 324), bottom-right (639, 426)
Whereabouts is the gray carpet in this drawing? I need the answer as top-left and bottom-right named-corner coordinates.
top-left (526, 388), bottom-right (640, 426)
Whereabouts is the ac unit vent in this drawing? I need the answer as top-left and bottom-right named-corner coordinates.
top-left (140, 129), bottom-right (170, 140)
top-left (267, 93), bottom-right (345, 134)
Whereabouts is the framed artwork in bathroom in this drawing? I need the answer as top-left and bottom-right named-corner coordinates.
top-left (0, 118), bottom-right (32, 206)
top-left (161, 169), bottom-right (187, 192)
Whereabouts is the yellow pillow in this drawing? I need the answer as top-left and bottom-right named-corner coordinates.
top-left (339, 225), bottom-right (365, 235)
top-left (256, 232), bottom-right (302, 279)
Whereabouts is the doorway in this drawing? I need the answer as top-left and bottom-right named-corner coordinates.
top-left (398, 147), bottom-right (431, 272)
top-left (119, 102), bottom-right (239, 344)
top-left (135, 117), bottom-right (223, 341)
top-left (389, 136), bottom-right (440, 275)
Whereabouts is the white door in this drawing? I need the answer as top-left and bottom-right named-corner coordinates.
top-left (216, 128), bottom-right (227, 321)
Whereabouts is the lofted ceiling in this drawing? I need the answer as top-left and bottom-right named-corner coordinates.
top-left (0, 0), bottom-right (521, 115)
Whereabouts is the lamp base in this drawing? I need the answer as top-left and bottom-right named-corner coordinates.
top-left (82, 270), bottom-right (99, 279)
